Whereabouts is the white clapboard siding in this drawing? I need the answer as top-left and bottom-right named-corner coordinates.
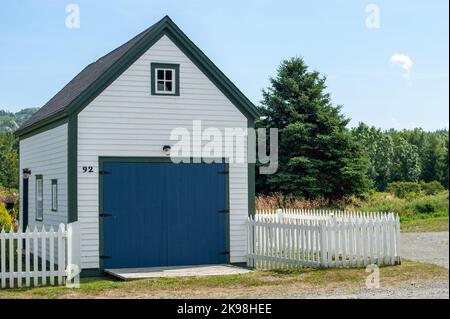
top-left (249, 210), bottom-right (401, 269)
top-left (77, 35), bottom-right (248, 269)
top-left (0, 223), bottom-right (78, 289)
top-left (19, 123), bottom-right (69, 264)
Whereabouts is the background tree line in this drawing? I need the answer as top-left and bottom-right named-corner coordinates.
top-left (256, 57), bottom-right (448, 199)
top-left (352, 124), bottom-right (448, 191)
top-left (0, 63), bottom-right (448, 201)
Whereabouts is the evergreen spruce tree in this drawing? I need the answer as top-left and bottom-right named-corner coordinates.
top-left (257, 58), bottom-right (370, 199)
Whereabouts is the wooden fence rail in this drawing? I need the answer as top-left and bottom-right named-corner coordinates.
top-left (248, 210), bottom-right (401, 269)
top-left (0, 222), bottom-right (79, 289)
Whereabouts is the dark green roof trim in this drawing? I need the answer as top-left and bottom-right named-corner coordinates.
top-left (15, 16), bottom-right (260, 138)
top-left (16, 113), bottom-right (67, 140)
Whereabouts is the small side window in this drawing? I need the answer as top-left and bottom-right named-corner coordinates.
top-left (51, 179), bottom-right (58, 212)
top-left (35, 175), bottom-right (43, 221)
top-left (151, 63), bottom-right (180, 96)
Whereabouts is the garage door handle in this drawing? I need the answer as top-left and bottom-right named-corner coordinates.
top-left (100, 213), bottom-right (113, 218)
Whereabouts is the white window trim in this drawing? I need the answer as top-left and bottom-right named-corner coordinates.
top-left (154, 68), bottom-right (176, 94)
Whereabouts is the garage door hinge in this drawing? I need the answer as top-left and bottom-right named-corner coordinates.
top-left (220, 251), bottom-right (230, 255)
top-left (218, 171), bottom-right (229, 175)
top-left (99, 170), bottom-right (111, 175)
top-left (100, 213), bottom-right (112, 218)
top-left (219, 209), bottom-right (229, 214)
top-left (100, 255), bottom-right (112, 260)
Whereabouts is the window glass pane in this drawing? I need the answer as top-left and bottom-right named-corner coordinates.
top-left (36, 177), bottom-right (43, 220)
top-left (52, 181), bottom-right (57, 211)
top-left (152, 64), bottom-right (178, 95)
top-left (37, 181), bottom-right (42, 200)
top-left (157, 70), bottom-right (164, 80)
top-left (37, 183), bottom-right (41, 200)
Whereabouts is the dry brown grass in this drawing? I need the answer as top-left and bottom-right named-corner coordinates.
top-left (0, 260), bottom-right (447, 299)
top-left (256, 193), bottom-right (336, 210)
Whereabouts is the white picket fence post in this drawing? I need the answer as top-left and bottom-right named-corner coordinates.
top-left (249, 209), bottom-right (401, 270)
top-left (0, 223), bottom-right (71, 289)
top-left (67, 222), bottom-right (80, 272)
top-left (66, 222), bottom-right (80, 287)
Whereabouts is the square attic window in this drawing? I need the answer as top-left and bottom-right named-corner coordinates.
top-left (151, 63), bottom-right (180, 96)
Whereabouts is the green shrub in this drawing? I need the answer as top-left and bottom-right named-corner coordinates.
top-left (387, 182), bottom-right (422, 199)
top-left (414, 202), bottom-right (436, 214)
top-left (420, 181), bottom-right (445, 195)
top-left (346, 190), bottom-right (449, 217)
top-left (406, 191), bottom-right (449, 215)
top-left (0, 202), bottom-right (13, 231)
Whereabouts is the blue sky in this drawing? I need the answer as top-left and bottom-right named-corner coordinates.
top-left (0, 0), bottom-right (448, 130)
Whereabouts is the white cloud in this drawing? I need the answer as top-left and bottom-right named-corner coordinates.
top-left (390, 53), bottom-right (413, 71)
top-left (390, 53), bottom-right (414, 85)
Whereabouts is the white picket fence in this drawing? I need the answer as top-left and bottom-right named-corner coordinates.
top-left (248, 209), bottom-right (401, 269)
top-left (0, 222), bottom-right (79, 289)
top-left (256, 208), bottom-right (389, 222)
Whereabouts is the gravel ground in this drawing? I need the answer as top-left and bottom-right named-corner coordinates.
top-left (401, 232), bottom-right (449, 269)
top-left (275, 281), bottom-right (449, 299)
top-left (282, 231), bottom-right (450, 299)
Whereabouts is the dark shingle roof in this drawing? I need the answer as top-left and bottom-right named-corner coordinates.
top-left (16, 16), bottom-right (260, 136)
top-left (18, 22), bottom-right (158, 131)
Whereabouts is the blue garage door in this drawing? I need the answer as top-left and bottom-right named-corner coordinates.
top-left (101, 161), bottom-right (228, 269)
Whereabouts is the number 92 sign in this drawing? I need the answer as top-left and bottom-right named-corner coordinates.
top-left (82, 166), bottom-right (94, 173)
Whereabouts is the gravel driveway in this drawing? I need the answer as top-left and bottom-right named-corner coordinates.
top-left (291, 231), bottom-right (450, 299)
top-left (401, 232), bottom-right (449, 269)
top-left (275, 281), bottom-right (449, 299)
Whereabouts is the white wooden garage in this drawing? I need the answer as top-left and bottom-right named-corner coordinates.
top-left (16, 16), bottom-right (259, 276)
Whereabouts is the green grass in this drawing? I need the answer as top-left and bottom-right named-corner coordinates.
top-left (345, 190), bottom-right (449, 233)
top-left (0, 260), bottom-right (447, 299)
top-left (347, 190), bottom-right (449, 217)
top-left (398, 210), bottom-right (449, 233)
top-left (401, 215), bottom-right (449, 233)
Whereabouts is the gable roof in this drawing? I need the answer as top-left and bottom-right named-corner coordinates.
top-left (16, 16), bottom-right (260, 137)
